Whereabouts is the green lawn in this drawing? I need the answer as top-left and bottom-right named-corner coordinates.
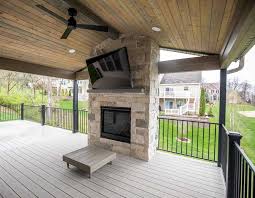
top-left (158, 118), bottom-right (219, 161)
top-left (57, 100), bottom-right (87, 110)
top-left (207, 103), bottom-right (255, 164)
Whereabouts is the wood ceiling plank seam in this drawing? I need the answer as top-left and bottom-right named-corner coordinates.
top-left (177, 0), bottom-right (196, 51)
top-left (139, 0), bottom-right (176, 47)
top-left (188, 0), bottom-right (202, 52)
top-left (0, 2), bottom-right (97, 54)
top-left (9, 0), bottom-right (106, 47)
top-left (39, 0), bottom-right (95, 24)
top-left (166, 0), bottom-right (192, 51)
top-left (149, 0), bottom-right (179, 48)
top-left (207, 0), bottom-right (214, 53)
top-left (220, 0), bottom-right (248, 59)
top-left (0, 27), bottom-right (86, 62)
top-left (209, 0), bottom-right (227, 53)
top-left (120, 0), bottom-right (151, 34)
top-left (31, 0), bottom-right (107, 42)
top-left (1, 19), bottom-right (88, 65)
top-left (215, 0), bottom-right (234, 52)
top-left (0, 19), bottom-right (88, 59)
top-left (0, 7), bottom-right (94, 58)
top-left (225, 5), bottom-right (255, 60)
top-left (157, 0), bottom-right (185, 49)
top-left (80, 1), bottom-right (125, 33)
top-left (216, 0), bottom-right (238, 52)
top-left (0, 40), bottom-right (84, 68)
top-left (108, 0), bottom-right (138, 33)
top-left (129, 0), bottom-right (163, 44)
top-left (0, 48), bottom-right (81, 71)
top-left (0, 34), bottom-right (85, 65)
top-left (200, 0), bottom-right (213, 53)
top-left (149, 0), bottom-right (178, 46)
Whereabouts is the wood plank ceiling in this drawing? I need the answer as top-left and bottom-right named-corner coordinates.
top-left (0, 0), bottom-right (246, 72)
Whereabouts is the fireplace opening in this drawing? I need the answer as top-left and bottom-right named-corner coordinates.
top-left (101, 106), bottom-right (131, 143)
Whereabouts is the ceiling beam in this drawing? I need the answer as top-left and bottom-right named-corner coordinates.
top-left (0, 57), bottom-right (76, 79)
top-left (62, 0), bottom-right (119, 39)
top-left (220, 0), bottom-right (255, 68)
top-left (75, 70), bottom-right (89, 80)
top-left (158, 55), bottom-right (220, 74)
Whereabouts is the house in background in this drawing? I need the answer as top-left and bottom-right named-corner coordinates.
top-left (203, 83), bottom-right (220, 103)
top-left (159, 71), bottom-right (202, 115)
top-left (52, 79), bottom-right (89, 101)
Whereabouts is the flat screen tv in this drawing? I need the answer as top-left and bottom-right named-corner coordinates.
top-left (86, 47), bottom-right (132, 89)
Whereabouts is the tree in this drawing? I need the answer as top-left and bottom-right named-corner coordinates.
top-left (227, 77), bottom-right (240, 91)
top-left (199, 88), bottom-right (206, 116)
top-left (240, 81), bottom-right (252, 102)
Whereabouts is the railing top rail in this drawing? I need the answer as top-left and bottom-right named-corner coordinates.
top-left (158, 116), bottom-right (220, 125)
top-left (234, 142), bottom-right (255, 173)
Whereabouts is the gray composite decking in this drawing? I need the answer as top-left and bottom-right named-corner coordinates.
top-left (0, 120), bottom-right (225, 198)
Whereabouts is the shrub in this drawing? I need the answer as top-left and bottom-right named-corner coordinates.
top-left (199, 88), bottom-right (206, 116)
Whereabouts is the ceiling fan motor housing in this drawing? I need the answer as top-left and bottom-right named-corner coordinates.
top-left (68, 8), bottom-right (77, 17)
top-left (68, 17), bottom-right (77, 28)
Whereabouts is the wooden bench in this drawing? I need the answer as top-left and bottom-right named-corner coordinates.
top-left (63, 145), bottom-right (116, 178)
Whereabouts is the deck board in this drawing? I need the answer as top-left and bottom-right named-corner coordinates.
top-left (0, 121), bottom-right (225, 198)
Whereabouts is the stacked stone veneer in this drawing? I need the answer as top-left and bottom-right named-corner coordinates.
top-left (88, 34), bottom-right (159, 161)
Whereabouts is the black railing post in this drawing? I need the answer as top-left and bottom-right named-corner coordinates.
top-left (21, 103), bottom-right (24, 120)
top-left (226, 132), bottom-right (242, 198)
top-left (41, 105), bottom-right (46, 126)
top-left (218, 69), bottom-right (227, 167)
top-left (73, 80), bottom-right (79, 133)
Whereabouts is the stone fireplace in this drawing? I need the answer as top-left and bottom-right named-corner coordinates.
top-left (88, 34), bottom-right (159, 161)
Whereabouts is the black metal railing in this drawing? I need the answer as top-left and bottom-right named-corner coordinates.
top-left (234, 142), bottom-right (255, 198)
top-left (78, 109), bottom-right (88, 133)
top-left (219, 124), bottom-right (255, 198)
top-left (23, 105), bottom-right (41, 123)
top-left (45, 107), bottom-right (73, 131)
top-left (22, 105), bottom-right (88, 133)
top-left (158, 117), bottom-right (219, 162)
top-left (0, 104), bottom-right (21, 121)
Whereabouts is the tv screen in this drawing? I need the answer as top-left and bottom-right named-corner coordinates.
top-left (86, 47), bottom-right (132, 89)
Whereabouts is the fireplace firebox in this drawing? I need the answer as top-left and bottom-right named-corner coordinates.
top-left (101, 106), bottom-right (131, 143)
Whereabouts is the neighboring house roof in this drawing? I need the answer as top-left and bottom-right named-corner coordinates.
top-left (160, 71), bottom-right (202, 84)
top-left (203, 83), bottom-right (220, 90)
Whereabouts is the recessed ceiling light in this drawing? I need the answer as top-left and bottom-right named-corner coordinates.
top-left (69, 49), bottom-right (76, 54)
top-left (152, 27), bottom-right (161, 32)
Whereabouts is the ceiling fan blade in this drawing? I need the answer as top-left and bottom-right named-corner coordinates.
top-left (76, 24), bottom-right (108, 32)
top-left (61, 27), bottom-right (72, 39)
top-left (36, 5), bottom-right (67, 24)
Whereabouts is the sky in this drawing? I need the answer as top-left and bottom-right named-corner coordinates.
top-left (160, 45), bottom-right (255, 85)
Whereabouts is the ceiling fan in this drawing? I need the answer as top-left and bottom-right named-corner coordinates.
top-left (36, 5), bottom-right (109, 39)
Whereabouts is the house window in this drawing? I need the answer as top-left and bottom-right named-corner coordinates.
top-left (165, 101), bottom-right (173, 109)
top-left (184, 86), bottom-right (189, 91)
top-left (165, 87), bottom-right (173, 92)
top-left (78, 87), bottom-right (82, 94)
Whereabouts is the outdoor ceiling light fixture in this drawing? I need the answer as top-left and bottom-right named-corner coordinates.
top-left (152, 26), bottom-right (161, 32)
top-left (69, 49), bottom-right (76, 54)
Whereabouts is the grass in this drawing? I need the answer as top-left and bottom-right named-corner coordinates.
top-left (158, 118), bottom-right (219, 161)
top-left (57, 100), bottom-right (88, 110)
top-left (207, 103), bottom-right (255, 164)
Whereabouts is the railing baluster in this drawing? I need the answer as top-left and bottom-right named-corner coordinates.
top-left (208, 123), bottom-right (211, 160)
top-left (171, 119), bottom-right (174, 152)
top-left (181, 120), bottom-right (183, 154)
top-left (191, 121), bottom-right (194, 157)
top-left (176, 120), bottom-right (178, 153)
top-left (186, 121), bottom-right (188, 156)
top-left (248, 166), bottom-right (252, 198)
top-left (197, 122), bottom-right (199, 158)
top-left (167, 119), bottom-right (169, 151)
top-left (202, 122), bottom-right (205, 159)
top-left (162, 118), bottom-right (165, 150)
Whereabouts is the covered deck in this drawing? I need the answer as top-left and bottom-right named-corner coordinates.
top-left (0, 120), bottom-right (225, 198)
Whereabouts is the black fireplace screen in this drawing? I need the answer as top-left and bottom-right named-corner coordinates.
top-left (101, 107), bottom-right (131, 143)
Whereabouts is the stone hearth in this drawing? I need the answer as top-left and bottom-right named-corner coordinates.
top-left (88, 34), bottom-right (159, 161)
